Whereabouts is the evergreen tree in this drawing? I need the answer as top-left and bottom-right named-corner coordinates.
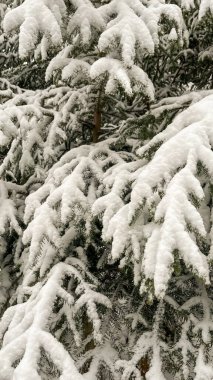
top-left (0, 1), bottom-right (213, 379)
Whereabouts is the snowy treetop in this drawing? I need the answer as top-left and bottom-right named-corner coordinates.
top-left (3, 0), bottom-right (188, 97)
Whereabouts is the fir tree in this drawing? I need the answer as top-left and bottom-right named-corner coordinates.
top-left (0, 1), bottom-right (213, 379)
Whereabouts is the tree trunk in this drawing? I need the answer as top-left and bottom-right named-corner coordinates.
top-left (93, 90), bottom-right (102, 143)
top-left (138, 356), bottom-right (149, 378)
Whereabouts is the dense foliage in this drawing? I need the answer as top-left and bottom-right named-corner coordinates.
top-left (0, 1), bottom-right (213, 379)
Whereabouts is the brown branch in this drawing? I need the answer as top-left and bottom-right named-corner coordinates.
top-left (82, 315), bottom-right (95, 353)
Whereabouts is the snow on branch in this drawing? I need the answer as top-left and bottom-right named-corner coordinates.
top-left (67, 0), bottom-right (105, 46)
top-left (4, 0), bottom-right (188, 102)
top-left (0, 259), bottom-right (110, 380)
top-left (0, 83), bottom-right (90, 181)
top-left (117, 300), bottom-right (166, 380)
top-left (22, 142), bottom-right (130, 281)
top-left (0, 180), bottom-right (22, 236)
top-left (94, 94), bottom-right (213, 297)
top-left (77, 343), bottom-right (119, 380)
top-left (3, 0), bottom-right (66, 59)
top-left (181, 0), bottom-right (213, 20)
top-left (99, 0), bottom-right (187, 64)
